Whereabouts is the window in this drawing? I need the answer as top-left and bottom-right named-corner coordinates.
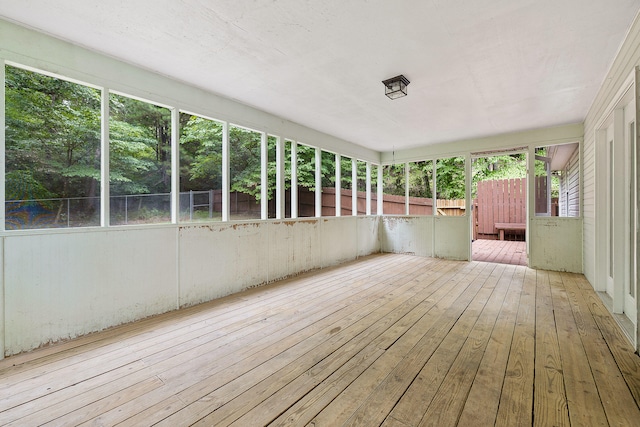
top-left (4, 65), bottom-right (382, 228)
top-left (535, 142), bottom-right (579, 217)
top-left (340, 156), bottom-right (353, 216)
top-left (109, 93), bottom-right (172, 225)
top-left (297, 144), bottom-right (316, 217)
top-left (408, 160), bottom-right (433, 215)
top-left (321, 150), bottom-right (336, 216)
top-left (267, 135), bottom-right (277, 219)
top-left (371, 164), bottom-right (379, 215)
top-left (178, 113), bottom-right (223, 222)
top-left (436, 157), bottom-right (465, 216)
top-left (284, 139), bottom-right (293, 218)
top-left (382, 164), bottom-right (406, 214)
top-left (356, 160), bottom-right (367, 215)
top-left (5, 65), bottom-right (101, 230)
top-left (228, 125), bottom-right (262, 220)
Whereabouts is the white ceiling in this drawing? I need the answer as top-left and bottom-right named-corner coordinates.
top-left (1, 0), bottom-right (639, 152)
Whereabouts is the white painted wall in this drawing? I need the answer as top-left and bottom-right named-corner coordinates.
top-left (434, 216), bottom-right (470, 261)
top-left (379, 215), bottom-right (469, 261)
top-left (380, 216), bottom-right (434, 257)
top-left (3, 217), bottom-right (381, 356)
top-left (5, 228), bottom-right (178, 355)
top-left (529, 217), bottom-right (583, 273)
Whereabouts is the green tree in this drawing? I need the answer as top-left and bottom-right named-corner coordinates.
top-left (5, 65), bottom-right (101, 225)
top-left (383, 164), bottom-right (406, 196)
top-left (408, 161), bottom-right (433, 198)
top-left (179, 114), bottom-right (223, 192)
top-left (109, 94), bottom-right (171, 196)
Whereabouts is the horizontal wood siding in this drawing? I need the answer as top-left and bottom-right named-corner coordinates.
top-left (559, 146), bottom-right (580, 217)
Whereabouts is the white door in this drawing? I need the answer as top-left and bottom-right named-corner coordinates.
top-left (625, 98), bottom-right (637, 321)
top-left (606, 97), bottom-right (637, 323)
top-left (606, 121), bottom-right (615, 298)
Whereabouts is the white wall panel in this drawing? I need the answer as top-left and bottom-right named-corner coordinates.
top-left (434, 216), bottom-right (470, 261)
top-left (320, 217), bottom-right (359, 268)
top-left (356, 216), bottom-right (381, 257)
top-left (4, 228), bottom-right (177, 355)
top-left (380, 216), bottom-right (433, 257)
top-left (266, 220), bottom-right (321, 283)
top-left (2, 217), bottom-right (382, 356)
top-left (529, 218), bottom-right (583, 273)
top-left (178, 222), bottom-right (270, 307)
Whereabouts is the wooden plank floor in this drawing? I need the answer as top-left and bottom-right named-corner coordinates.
top-left (472, 239), bottom-right (527, 266)
top-left (2, 253), bottom-right (640, 426)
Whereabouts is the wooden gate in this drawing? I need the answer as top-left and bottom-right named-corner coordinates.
top-left (474, 178), bottom-right (526, 240)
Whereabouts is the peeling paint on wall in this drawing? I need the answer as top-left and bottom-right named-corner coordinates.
top-left (0, 216), bottom-right (382, 356)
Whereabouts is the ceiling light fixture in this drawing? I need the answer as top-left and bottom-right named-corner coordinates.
top-left (382, 75), bottom-right (410, 100)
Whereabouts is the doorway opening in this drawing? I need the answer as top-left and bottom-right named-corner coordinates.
top-left (471, 151), bottom-right (527, 266)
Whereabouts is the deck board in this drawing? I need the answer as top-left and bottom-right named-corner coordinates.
top-left (1, 253), bottom-right (640, 426)
top-left (473, 239), bottom-right (527, 266)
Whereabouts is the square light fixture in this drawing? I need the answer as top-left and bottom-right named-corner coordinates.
top-left (382, 75), bottom-right (410, 99)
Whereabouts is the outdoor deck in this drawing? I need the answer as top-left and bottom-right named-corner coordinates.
top-left (1, 253), bottom-right (639, 426)
top-left (473, 238), bottom-right (527, 266)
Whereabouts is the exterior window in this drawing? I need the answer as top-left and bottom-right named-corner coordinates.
top-left (229, 125), bottom-right (262, 220)
top-left (284, 140), bottom-right (293, 218)
top-left (371, 164), bottom-right (379, 215)
top-left (356, 160), bottom-right (367, 215)
top-left (535, 143), bottom-right (579, 217)
top-left (297, 144), bottom-right (316, 217)
top-left (382, 164), bottom-right (406, 214)
top-left (109, 93), bottom-right (172, 225)
top-left (5, 65), bottom-right (101, 230)
top-left (321, 150), bottom-right (336, 216)
top-left (340, 156), bottom-right (352, 215)
top-left (408, 160), bottom-right (433, 215)
top-left (179, 113), bottom-right (223, 222)
top-left (436, 157), bottom-right (466, 216)
top-left (267, 135), bottom-right (277, 219)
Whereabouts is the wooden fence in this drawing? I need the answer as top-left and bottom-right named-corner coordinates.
top-left (298, 188), bottom-right (464, 216)
top-left (191, 187), bottom-right (465, 218)
top-left (474, 178), bottom-right (526, 240)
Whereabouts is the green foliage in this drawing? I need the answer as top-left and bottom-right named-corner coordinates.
top-left (5, 65), bottom-right (101, 204)
top-left (109, 93), bottom-right (171, 196)
top-left (321, 151), bottom-right (336, 188)
top-left (355, 160), bottom-right (367, 192)
top-left (5, 64), bottom-right (540, 226)
top-left (473, 154), bottom-right (526, 182)
top-left (179, 114), bottom-right (223, 191)
top-left (229, 126), bottom-right (261, 200)
top-left (5, 170), bottom-right (55, 201)
top-left (383, 164), bottom-right (406, 196)
top-left (408, 160), bottom-right (432, 198)
top-left (297, 144), bottom-right (316, 190)
top-left (435, 157), bottom-right (466, 199)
